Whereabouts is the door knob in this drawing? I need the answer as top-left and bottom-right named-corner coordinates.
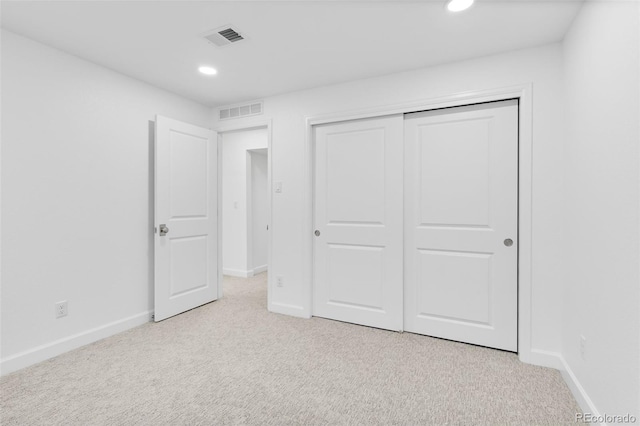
top-left (504, 238), bottom-right (513, 247)
top-left (314, 230), bottom-right (320, 236)
top-left (159, 224), bottom-right (170, 236)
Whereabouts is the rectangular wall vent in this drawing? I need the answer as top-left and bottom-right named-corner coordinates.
top-left (202, 25), bottom-right (246, 47)
top-left (219, 101), bottom-right (263, 121)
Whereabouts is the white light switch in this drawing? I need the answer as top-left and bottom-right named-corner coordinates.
top-left (275, 182), bottom-right (283, 193)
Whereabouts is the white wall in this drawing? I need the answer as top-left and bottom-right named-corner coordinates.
top-left (216, 43), bottom-right (566, 360)
top-left (562, 1), bottom-right (640, 417)
top-left (250, 150), bottom-right (268, 271)
top-left (0, 30), bottom-right (212, 374)
top-left (221, 128), bottom-right (268, 277)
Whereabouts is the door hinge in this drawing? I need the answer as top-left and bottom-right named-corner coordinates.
top-left (154, 227), bottom-right (158, 234)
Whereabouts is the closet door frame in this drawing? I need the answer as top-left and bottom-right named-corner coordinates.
top-left (302, 84), bottom-right (539, 366)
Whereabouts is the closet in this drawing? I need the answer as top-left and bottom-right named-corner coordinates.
top-left (312, 100), bottom-right (518, 351)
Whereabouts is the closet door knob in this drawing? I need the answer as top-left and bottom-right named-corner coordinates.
top-left (504, 238), bottom-right (513, 247)
top-left (314, 230), bottom-right (321, 237)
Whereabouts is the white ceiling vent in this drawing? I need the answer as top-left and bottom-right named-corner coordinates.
top-left (202, 25), bottom-right (245, 47)
top-left (219, 101), bottom-right (263, 121)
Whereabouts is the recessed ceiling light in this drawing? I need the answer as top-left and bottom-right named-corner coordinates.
top-left (447, 0), bottom-right (474, 12)
top-left (198, 66), bottom-right (218, 76)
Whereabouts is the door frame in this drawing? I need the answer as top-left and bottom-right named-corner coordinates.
top-left (215, 119), bottom-right (273, 306)
top-left (302, 84), bottom-right (536, 364)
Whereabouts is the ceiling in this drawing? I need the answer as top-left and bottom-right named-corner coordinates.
top-left (1, 1), bottom-right (583, 108)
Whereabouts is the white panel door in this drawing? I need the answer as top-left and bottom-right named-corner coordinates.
top-left (404, 100), bottom-right (518, 351)
top-left (313, 115), bottom-right (403, 331)
top-left (155, 116), bottom-right (218, 321)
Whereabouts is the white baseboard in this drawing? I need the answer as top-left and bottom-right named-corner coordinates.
top-left (253, 264), bottom-right (268, 274)
top-left (268, 302), bottom-right (310, 318)
top-left (224, 265), bottom-right (268, 278)
top-left (519, 349), bottom-right (601, 423)
top-left (558, 355), bottom-right (602, 423)
top-left (0, 310), bottom-right (152, 376)
top-left (223, 268), bottom-right (251, 278)
top-left (524, 349), bottom-right (564, 370)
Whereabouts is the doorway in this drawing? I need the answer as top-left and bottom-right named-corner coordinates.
top-left (248, 148), bottom-right (269, 275)
top-left (220, 127), bottom-right (270, 279)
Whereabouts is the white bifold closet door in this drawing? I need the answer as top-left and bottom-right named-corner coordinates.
top-left (404, 100), bottom-right (518, 351)
top-left (313, 115), bottom-right (404, 332)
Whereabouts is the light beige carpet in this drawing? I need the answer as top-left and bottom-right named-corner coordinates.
top-left (1, 273), bottom-right (580, 425)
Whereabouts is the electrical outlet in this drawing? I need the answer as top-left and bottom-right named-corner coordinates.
top-left (276, 276), bottom-right (284, 288)
top-left (55, 301), bottom-right (68, 319)
top-left (580, 335), bottom-right (586, 360)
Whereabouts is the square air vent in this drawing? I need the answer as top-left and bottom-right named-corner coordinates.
top-left (202, 25), bottom-right (246, 47)
top-left (219, 101), bottom-right (263, 121)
